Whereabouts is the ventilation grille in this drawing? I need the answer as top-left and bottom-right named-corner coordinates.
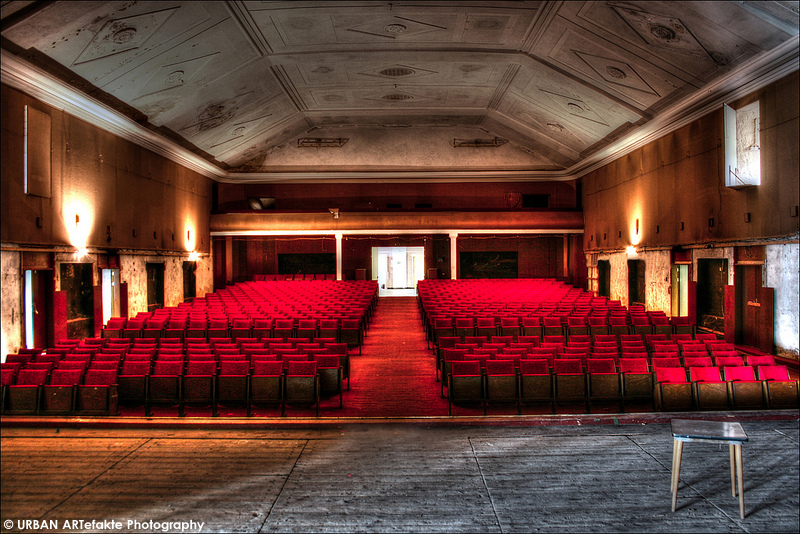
top-left (379, 67), bottom-right (415, 77)
top-left (382, 93), bottom-right (414, 101)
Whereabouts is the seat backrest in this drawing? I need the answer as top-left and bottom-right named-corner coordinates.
top-left (88, 361), bottom-right (119, 371)
top-left (84, 369), bottom-right (117, 386)
top-left (218, 360), bottom-right (249, 375)
top-left (323, 343), bottom-right (348, 355)
top-left (715, 356), bottom-right (744, 368)
top-left (522, 316), bottom-right (541, 327)
top-left (49, 369), bottom-right (83, 386)
top-left (286, 361), bottom-right (317, 376)
top-left (121, 361), bottom-right (151, 375)
top-left (695, 333), bottom-right (717, 342)
top-left (485, 359), bottom-right (515, 375)
top-left (519, 359), bottom-right (549, 375)
top-left (656, 367), bottom-right (687, 384)
top-left (15, 368), bottom-right (50, 385)
top-left (252, 360), bottom-right (283, 376)
top-left (553, 359), bottom-right (582, 374)
top-left (724, 366), bottom-right (756, 382)
top-left (587, 358), bottom-right (616, 374)
top-left (757, 365), bottom-right (790, 381)
top-left (746, 355), bottom-right (776, 367)
top-left (652, 357), bottom-right (682, 369)
top-left (152, 361), bottom-right (183, 375)
top-left (689, 366), bottom-right (721, 382)
top-left (455, 317), bottom-right (474, 328)
top-left (314, 354), bottom-right (340, 369)
top-left (451, 360), bottom-right (481, 376)
top-left (683, 356), bottom-right (713, 368)
top-left (619, 358), bottom-right (648, 374)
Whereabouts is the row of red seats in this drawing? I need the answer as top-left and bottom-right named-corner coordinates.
top-left (654, 364), bottom-right (797, 411)
top-left (253, 274), bottom-right (335, 281)
top-left (446, 357), bottom-right (797, 415)
top-left (1, 365), bottom-right (118, 416)
top-left (101, 280), bottom-right (378, 349)
top-left (1, 357), bottom-right (343, 418)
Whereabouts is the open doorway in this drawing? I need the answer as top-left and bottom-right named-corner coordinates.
top-left (597, 260), bottom-right (610, 298)
top-left (24, 269), bottom-right (54, 349)
top-left (671, 264), bottom-right (689, 318)
top-left (102, 268), bottom-right (120, 326)
top-left (372, 247), bottom-right (425, 296)
top-left (60, 262), bottom-right (94, 340)
top-left (697, 258), bottom-right (728, 334)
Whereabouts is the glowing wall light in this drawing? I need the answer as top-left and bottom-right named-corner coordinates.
top-left (188, 251), bottom-right (200, 262)
top-left (184, 220), bottom-right (195, 252)
top-left (626, 245), bottom-right (638, 257)
top-left (65, 196), bottom-right (94, 251)
top-left (629, 214), bottom-right (642, 246)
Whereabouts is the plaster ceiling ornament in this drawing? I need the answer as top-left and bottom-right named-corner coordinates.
top-left (610, 4), bottom-right (713, 60)
top-left (345, 15), bottom-right (448, 41)
top-left (72, 8), bottom-right (178, 66)
top-left (134, 53), bottom-right (217, 99)
top-left (180, 93), bottom-right (253, 135)
top-left (574, 51), bottom-right (660, 96)
top-left (539, 90), bottom-right (610, 127)
top-left (358, 64), bottom-right (438, 80)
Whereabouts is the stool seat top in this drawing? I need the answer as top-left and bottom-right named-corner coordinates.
top-left (671, 419), bottom-right (748, 443)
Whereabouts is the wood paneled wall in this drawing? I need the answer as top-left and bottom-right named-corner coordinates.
top-left (582, 71), bottom-right (799, 252)
top-left (216, 181), bottom-right (580, 212)
top-left (1, 84), bottom-right (213, 253)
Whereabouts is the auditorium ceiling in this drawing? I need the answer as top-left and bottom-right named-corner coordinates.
top-left (1, 1), bottom-right (798, 182)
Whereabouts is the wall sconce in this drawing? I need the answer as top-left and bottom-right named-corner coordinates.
top-left (329, 208), bottom-right (340, 219)
top-left (188, 251), bottom-right (200, 262)
top-left (626, 246), bottom-right (637, 257)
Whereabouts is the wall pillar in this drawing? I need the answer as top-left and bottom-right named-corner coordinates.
top-left (335, 233), bottom-right (343, 281)
top-left (449, 232), bottom-right (458, 280)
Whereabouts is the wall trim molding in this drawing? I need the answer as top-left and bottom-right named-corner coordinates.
top-left (210, 228), bottom-right (583, 237)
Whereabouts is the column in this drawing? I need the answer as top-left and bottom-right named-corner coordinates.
top-left (449, 231), bottom-right (458, 280)
top-left (335, 233), bottom-right (343, 281)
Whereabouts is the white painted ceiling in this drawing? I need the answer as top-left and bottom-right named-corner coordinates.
top-left (2, 1), bottom-right (798, 182)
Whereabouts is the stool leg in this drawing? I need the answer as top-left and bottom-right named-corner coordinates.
top-left (735, 444), bottom-right (745, 519)
top-left (729, 444), bottom-right (737, 497)
top-left (671, 439), bottom-right (683, 512)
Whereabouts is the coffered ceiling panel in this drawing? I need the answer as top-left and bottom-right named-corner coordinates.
top-left (2, 0), bottom-right (797, 181)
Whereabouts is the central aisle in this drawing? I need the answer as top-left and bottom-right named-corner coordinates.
top-left (327, 296), bottom-right (448, 417)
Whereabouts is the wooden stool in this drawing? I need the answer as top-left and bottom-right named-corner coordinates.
top-left (670, 418), bottom-right (748, 519)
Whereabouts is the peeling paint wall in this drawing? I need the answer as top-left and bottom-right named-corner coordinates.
top-left (599, 252), bottom-right (629, 307)
top-left (597, 249), bottom-right (671, 312)
top-left (119, 252), bottom-right (214, 317)
top-left (1, 250), bottom-right (22, 361)
top-left (644, 250), bottom-right (672, 314)
top-left (766, 243), bottom-right (799, 359)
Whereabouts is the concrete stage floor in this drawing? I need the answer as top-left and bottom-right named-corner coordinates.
top-left (1, 414), bottom-right (798, 533)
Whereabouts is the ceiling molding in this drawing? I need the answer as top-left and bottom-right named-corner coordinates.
top-left (2, 29), bottom-right (798, 185)
top-left (0, 48), bottom-right (227, 180)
